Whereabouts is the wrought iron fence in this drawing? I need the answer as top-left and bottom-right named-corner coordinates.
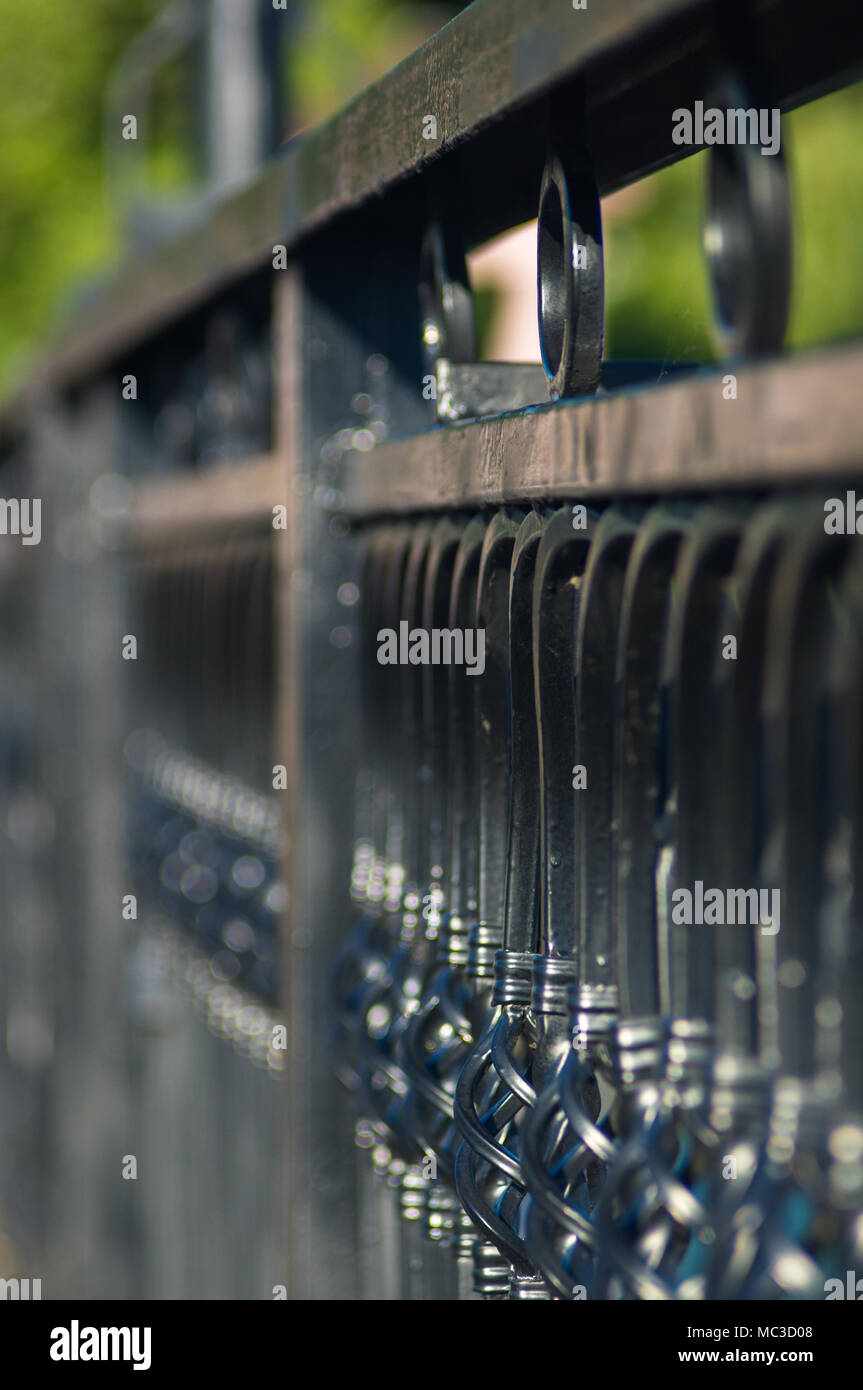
top-left (337, 496), bottom-right (863, 1299)
top-left (317, 0), bottom-right (863, 1301)
top-left (0, 0), bottom-right (862, 1302)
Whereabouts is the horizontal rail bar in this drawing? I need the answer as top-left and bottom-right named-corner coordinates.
top-left (4, 0), bottom-right (861, 412)
top-left (341, 344), bottom-right (863, 516)
top-left (131, 453), bottom-right (279, 544)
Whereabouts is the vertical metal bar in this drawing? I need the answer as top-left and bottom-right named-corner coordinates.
top-left (201, 0), bottom-right (279, 197)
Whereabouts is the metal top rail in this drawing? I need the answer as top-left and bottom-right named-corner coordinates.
top-left (4, 0), bottom-right (861, 412)
top-left (342, 342), bottom-right (863, 515)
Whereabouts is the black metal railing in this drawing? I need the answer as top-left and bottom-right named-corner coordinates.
top-left (336, 495), bottom-right (863, 1298)
top-left (1, 0), bottom-right (862, 1305)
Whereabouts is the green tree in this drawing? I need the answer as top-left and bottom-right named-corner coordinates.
top-left (0, 0), bottom-right (172, 392)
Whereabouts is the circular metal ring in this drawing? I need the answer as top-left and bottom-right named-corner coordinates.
top-left (418, 221), bottom-right (476, 372)
top-left (537, 150), bottom-right (604, 399)
top-left (703, 73), bottom-right (791, 358)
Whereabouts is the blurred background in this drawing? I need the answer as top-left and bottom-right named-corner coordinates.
top-left (0, 0), bottom-right (861, 401)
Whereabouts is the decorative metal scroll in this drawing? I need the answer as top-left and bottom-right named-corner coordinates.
top-left (334, 494), bottom-right (863, 1299)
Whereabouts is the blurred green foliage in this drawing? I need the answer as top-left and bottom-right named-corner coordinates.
top-left (603, 82), bottom-right (863, 362)
top-left (286, 1), bottom-right (456, 128)
top-left (0, 0), bottom-right (165, 390)
top-left (0, 0), bottom-right (860, 393)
